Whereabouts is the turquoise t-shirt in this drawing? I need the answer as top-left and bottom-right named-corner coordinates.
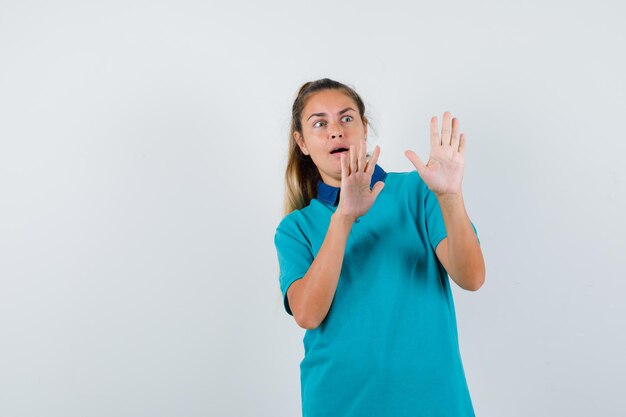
top-left (274, 164), bottom-right (480, 417)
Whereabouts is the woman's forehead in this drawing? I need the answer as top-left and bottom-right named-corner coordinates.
top-left (304, 90), bottom-right (357, 114)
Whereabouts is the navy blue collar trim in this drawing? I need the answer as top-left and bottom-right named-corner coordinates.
top-left (316, 164), bottom-right (388, 206)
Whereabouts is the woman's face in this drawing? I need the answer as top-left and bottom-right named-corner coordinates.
top-left (294, 89), bottom-right (368, 188)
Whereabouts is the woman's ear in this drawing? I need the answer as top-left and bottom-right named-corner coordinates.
top-left (293, 132), bottom-right (309, 155)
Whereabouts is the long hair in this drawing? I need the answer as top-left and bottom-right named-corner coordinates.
top-left (282, 78), bottom-right (369, 216)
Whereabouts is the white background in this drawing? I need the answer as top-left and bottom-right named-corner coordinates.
top-left (1, 1), bottom-right (624, 416)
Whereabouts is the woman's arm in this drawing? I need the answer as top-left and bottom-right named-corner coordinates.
top-left (289, 140), bottom-right (384, 330)
top-left (288, 140), bottom-right (384, 329)
top-left (434, 193), bottom-right (485, 291)
top-left (404, 112), bottom-right (485, 290)
top-left (287, 212), bottom-right (355, 330)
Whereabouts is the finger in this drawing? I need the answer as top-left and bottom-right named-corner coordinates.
top-left (441, 111), bottom-right (451, 146)
top-left (450, 117), bottom-right (460, 150)
top-left (358, 138), bottom-right (366, 172)
top-left (340, 151), bottom-right (348, 180)
top-left (459, 133), bottom-right (467, 155)
top-left (350, 144), bottom-right (357, 173)
top-left (366, 145), bottom-right (380, 175)
top-left (430, 116), bottom-right (440, 148)
top-left (371, 181), bottom-right (385, 200)
top-left (404, 150), bottom-right (426, 179)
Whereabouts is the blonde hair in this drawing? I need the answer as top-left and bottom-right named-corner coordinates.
top-left (282, 78), bottom-right (370, 216)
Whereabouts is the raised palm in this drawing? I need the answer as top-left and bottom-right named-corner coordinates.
top-left (337, 139), bottom-right (385, 219)
top-left (404, 112), bottom-right (465, 197)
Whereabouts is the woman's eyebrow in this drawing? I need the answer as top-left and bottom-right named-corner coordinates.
top-left (307, 107), bottom-right (356, 121)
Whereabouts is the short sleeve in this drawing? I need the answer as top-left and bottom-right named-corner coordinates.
top-left (274, 219), bottom-right (314, 316)
top-left (422, 179), bottom-right (480, 251)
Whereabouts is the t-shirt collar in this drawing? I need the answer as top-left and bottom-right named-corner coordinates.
top-left (316, 163), bottom-right (388, 206)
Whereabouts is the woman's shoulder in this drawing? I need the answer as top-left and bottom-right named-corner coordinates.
top-left (276, 209), bottom-right (302, 231)
top-left (274, 202), bottom-right (324, 249)
top-left (275, 200), bottom-right (318, 232)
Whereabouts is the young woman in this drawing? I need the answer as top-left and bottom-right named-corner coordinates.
top-left (274, 78), bottom-right (485, 417)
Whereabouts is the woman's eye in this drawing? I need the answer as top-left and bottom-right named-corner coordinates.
top-left (341, 115), bottom-right (353, 122)
top-left (313, 121), bottom-right (326, 128)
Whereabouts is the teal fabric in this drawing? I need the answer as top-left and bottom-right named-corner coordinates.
top-left (274, 165), bottom-right (480, 417)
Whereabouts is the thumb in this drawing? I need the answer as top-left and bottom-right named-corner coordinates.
top-left (371, 181), bottom-right (385, 200)
top-left (404, 150), bottom-right (426, 178)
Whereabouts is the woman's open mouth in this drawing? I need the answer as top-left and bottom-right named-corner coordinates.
top-left (330, 147), bottom-right (349, 156)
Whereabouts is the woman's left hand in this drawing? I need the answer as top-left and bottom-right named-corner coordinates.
top-left (404, 111), bottom-right (466, 197)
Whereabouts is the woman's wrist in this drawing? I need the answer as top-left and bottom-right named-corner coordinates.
top-left (331, 211), bottom-right (357, 227)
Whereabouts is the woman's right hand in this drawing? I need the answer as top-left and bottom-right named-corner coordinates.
top-left (336, 138), bottom-right (385, 221)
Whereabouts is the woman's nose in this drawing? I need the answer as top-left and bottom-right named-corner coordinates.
top-left (330, 123), bottom-right (343, 139)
